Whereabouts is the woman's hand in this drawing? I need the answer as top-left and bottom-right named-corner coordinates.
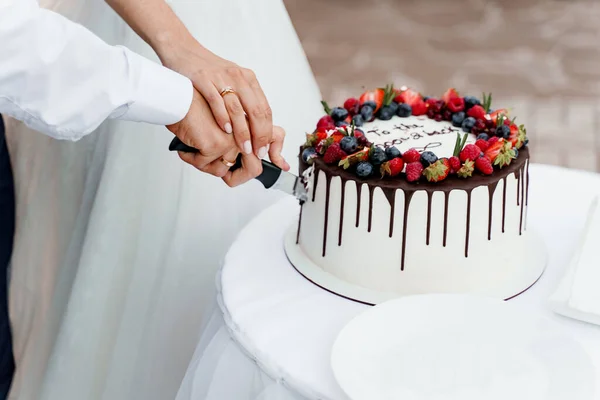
top-left (158, 38), bottom-right (276, 160)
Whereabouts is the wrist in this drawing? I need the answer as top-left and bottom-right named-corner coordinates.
top-left (153, 29), bottom-right (203, 67)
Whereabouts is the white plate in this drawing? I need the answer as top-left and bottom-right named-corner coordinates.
top-left (331, 294), bottom-right (596, 400)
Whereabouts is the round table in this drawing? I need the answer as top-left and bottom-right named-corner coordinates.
top-left (176, 164), bottom-right (600, 400)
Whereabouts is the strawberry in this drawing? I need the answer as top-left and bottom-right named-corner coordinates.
top-left (316, 137), bottom-right (334, 155)
top-left (508, 123), bottom-right (519, 147)
top-left (475, 139), bottom-right (490, 152)
top-left (491, 141), bottom-right (516, 168)
top-left (459, 144), bottom-right (482, 162)
top-left (316, 115), bottom-right (335, 132)
top-left (447, 97), bottom-right (465, 113)
top-left (343, 98), bottom-right (360, 115)
top-left (475, 157), bottom-right (494, 175)
top-left (359, 89), bottom-right (385, 112)
top-left (323, 143), bottom-right (345, 164)
top-left (449, 156), bottom-right (461, 173)
top-left (457, 160), bottom-right (475, 178)
top-left (316, 130), bottom-right (328, 141)
top-left (338, 148), bottom-right (370, 169)
top-left (405, 162), bottom-right (424, 183)
top-left (402, 148), bottom-right (421, 164)
top-left (487, 136), bottom-right (500, 146)
top-left (395, 88), bottom-right (427, 116)
top-left (484, 138), bottom-right (505, 162)
top-left (467, 105), bottom-right (486, 120)
top-left (441, 88), bottom-right (460, 105)
top-left (423, 159), bottom-right (450, 183)
top-left (380, 158), bottom-right (405, 177)
top-left (489, 109), bottom-right (509, 125)
top-left (331, 132), bottom-right (345, 143)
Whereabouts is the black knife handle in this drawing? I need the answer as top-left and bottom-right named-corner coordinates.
top-left (168, 137), bottom-right (282, 189)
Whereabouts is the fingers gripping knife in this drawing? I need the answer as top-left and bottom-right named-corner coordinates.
top-left (168, 137), bottom-right (309, 204)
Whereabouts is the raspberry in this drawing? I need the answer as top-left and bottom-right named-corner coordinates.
top-left (467, 105), bottom-right (486, 120)
top-left (317, 115), bottom-right (335, 131)
top-left (475, 156), bottom-right (494, 175)
top-left (403, 148), bottom-right (421, 164)
top-left (405, 162), bottom-right (424, 182)
top-left (343, 98), bottom-right (360, 115)
top-left (449, 156), bottom-right (461, 173)
top-left (459, 144), bottom-right (482, 162)
top-left (447, 97), bottom-right (465, 113)
top-left (475, 139), bottom-right (490, 152)
top-left (488, 136), bottom-right (500, 146)
top-left (323, 143), bottom-right (345, 164)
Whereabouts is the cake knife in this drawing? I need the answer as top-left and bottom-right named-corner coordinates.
top-left (168, 137), bottom-right (308, 203)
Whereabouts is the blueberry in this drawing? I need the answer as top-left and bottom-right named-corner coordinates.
top-left (476, 133), bottom-right (489, 141)
top-left (388, 101), bottom-right (399, 114)
top-left (524, 138), bottom-right (529, 147)
top-left (302, 147), bottom-right (317, 164)
top-left (362, 101), bottom-right (377, 110)
top-left (396, 103), bottom-right (412, 118)
top-left (385, 146), bottom-right (402, 160)
top-left (464, 96), bottom-right (481, 110)
top-left (335, 121), bottom-right (349, 127)
top-left (331, 107), bottom-right (349, 122)
top-left (420, 151), bottom-right (438, 167)
top-left (461, 116), bottom-right (476, 132)
top-left (356, 162), bottom-right (374, 178)
top-left (513, 149), bottom-right (519, 159)
top-left (495, 125), bottom-right (510, 139)
top-left (360, 105), bottom-right (374, 121)
top-left (370, 147), bottom-right (387, 166)
top-left (378, 105), bottom-right (395, 121)
top-left (352, 114), bottom-right (364, 126)
top-left (451, 111), bottom-right (466, 127)
top-left (340, 136), bottom-right (358, 154)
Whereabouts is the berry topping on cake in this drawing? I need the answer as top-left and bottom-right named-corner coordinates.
top-left (461, 116), bottom-right (476, 132)
top-left (329, 106), bottom-right (349, 122)
top-left (370, 147), bottom-right (388, 166)
top-left (487, 136), bottom-right (500, 146)
top-left (460, 144), bottom-right (482, 162)
top-left (467, 105), bottom-right (486, 121)
top-left (316, 115), bottom-right (335, 132)
top-left (360, 89), bottom-right (385, 112)
top-left (449, 156), bottom-right (461, 173)
top-left (380, 157), bottom-right (404, 177)
top-left (475, 139), bottom-right (490, 152)
top-left (477, 133), bottom-right (490, 141)
top-left (340, 136), bottom-right (358, 154)
top-left (451, 111), bottom-right (466, 127)
top-left (457, 159), bottom-right (475, 178)
top-left (352, 114), bottom-right (364, 126)
top-left (302, 147), bottom-right (317, 164)
top-left (495, 124), bottom-right (510, 139)
top-left (402, 148), bottom-right (421, 164)
top-left (483, 138), bottom-right (505, 162)
top-left (385, 146), bottom-right (402, 160)
top-left (356, 161), bottom-right (374, 178)
top-left (396, 103), bottom-right (412, 118)
top-left (423, 159), bottom-right (450, 182)
top-left (323, 143), bottom-right (346, 164)
top-left (360, 105), bottom-right (375, 122)
top-left (475, 156), bottom-right (494, 175)
top-left (395, 88), bottom-right (427, 116)
top-left (339, 148), bottom-right (370, 169)
top-left (490, 109), bottom-right (509, 125)
top-left (463, 96), bottom-right (481, 110)
top-left (377, 85), bottom-right (398, 121)
top-left (344, 98), bottom-right (360, 115)
top-left (442, 88), bottom-right (460, 104)
top-left (405, 162), bottom-right (424, 182)
top-left (420, 151), bottom-right (438, 167)
top-left (491, 141), bottom-right (516, 169)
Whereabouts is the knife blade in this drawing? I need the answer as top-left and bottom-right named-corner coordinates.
top-left (168, 137), bottom-right (308, 203)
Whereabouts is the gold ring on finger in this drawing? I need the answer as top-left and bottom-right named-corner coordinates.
top-left (220, 157), bottom-right (236, 168)
top-left (220, 86), bottom-right (236, 97)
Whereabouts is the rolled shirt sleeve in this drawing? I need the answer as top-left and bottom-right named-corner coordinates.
top-left (0, 0), bottom-right (193, 141)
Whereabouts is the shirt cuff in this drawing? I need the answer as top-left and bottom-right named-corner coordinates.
top-left (118, 49), bottom-right (193, 126)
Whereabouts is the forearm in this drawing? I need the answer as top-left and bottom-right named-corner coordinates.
top-left (105, 0), bottom-right (203, 66)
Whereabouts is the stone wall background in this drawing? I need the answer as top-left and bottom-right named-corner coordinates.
top-left (283, 0), bottom-right (600, 172)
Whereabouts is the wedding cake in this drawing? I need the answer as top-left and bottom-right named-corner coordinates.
top-left (288, 86), bottom-right (546, 304)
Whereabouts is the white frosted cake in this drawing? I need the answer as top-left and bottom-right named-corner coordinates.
top-left (288, 86), bottom-right (545, 303)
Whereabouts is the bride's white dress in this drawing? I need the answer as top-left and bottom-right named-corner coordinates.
top-left (4, 1), bottom-right (322, 399)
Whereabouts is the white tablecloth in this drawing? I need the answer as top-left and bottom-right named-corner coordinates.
top-left (176, 164), bottom-right (600, 400)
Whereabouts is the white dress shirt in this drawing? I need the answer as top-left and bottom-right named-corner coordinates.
top-left (0, 0), bottom-right (193, 141)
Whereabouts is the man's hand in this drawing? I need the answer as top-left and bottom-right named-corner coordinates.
top-left (167, 90), bottom-right (263, 184)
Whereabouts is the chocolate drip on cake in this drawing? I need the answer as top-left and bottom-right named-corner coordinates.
top-left (355, 183), bottom-right (362, 228)
top-left (426, 191), bottom-right (433, 245)
top-left (367, 185), bottom-right (376, 232)
top-left (443, 191), bottom-right (450, 247)
top-left (338, 178), bottom-right (347, 246)
top-left (400, 191), bottom-right (415, 271)
top-left (502, 176), bottom-right (507, 233)
top-left (322, 174), bottom-right (332, 257)
top-left (487, 181), bottom-right (499, 240)
top-left (299, 147), bottom-right (529, 270)
top-left (296, 204), bottom-right (303, 245)
top-left (525, 160), bottom-right (530, 207)
top-left (465, 189), bottom-right (473, 257)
